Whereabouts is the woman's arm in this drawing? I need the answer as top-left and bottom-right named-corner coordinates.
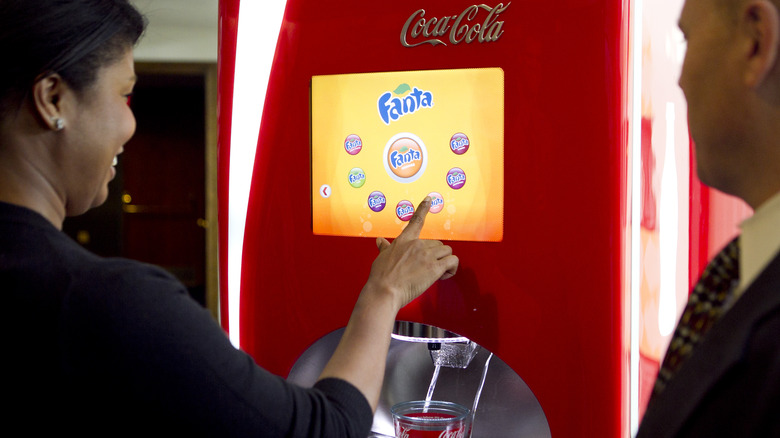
top-left (317, 197), bottom-right (459, 411)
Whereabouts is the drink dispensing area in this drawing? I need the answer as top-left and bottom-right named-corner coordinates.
top-left (217, 0), bottom-right (751, 436)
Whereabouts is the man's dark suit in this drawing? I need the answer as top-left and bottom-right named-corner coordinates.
top-left (636, 252), bottom-right (780, 437)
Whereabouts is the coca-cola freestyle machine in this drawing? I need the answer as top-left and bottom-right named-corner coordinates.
top-left (218, 0), bottom-right (638, 436)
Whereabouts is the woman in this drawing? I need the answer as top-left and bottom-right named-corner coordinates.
top-left (0, 1), bottom-right (458, 436)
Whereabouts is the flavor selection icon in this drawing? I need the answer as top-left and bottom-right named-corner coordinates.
top-left (446, 167), bottom-right (466, 190)
top-left (344, 134), bottom-right (362, 155)
top-left (368, 191), bottom-right (386, 212)
top-left (395, 200), bottom-right (415, 221)
top-left (383, 132), bottom-right (428, 184)
top-left (428, 191), bottom-right (444, 214)
top-left (348, 167), bottom-right (366, 188)
top-left (450, 133), bottom-right (469, 155)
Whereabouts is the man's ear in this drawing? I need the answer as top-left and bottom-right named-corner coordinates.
top-left (742, 0), bottom-right (780, 88)
top-left (31, 73), bottom-right (68, 131)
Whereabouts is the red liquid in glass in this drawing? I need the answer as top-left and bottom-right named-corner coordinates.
top-left (395, 412), bottom-right (468, 438)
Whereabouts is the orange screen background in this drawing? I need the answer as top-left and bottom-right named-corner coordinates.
top-left (311, 68), bottom-right (504, 242)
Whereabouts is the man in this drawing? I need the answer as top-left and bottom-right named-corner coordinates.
top-left (636, 0), bottom-right (780, 436)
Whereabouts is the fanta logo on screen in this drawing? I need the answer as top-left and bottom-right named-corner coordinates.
top-left (368, 191), bottom-right (387, 212)
top-left (378, 84), bottom-right (434, 126)
top-left (344, 134), bottom-right (362, 155)
top-left (369, 198), bottom-right (383, 208)
top-left (428, 192), bottom-right (444, 214)
top-left (387, 137), bottom-right (424, 179)
top-left (448, 173), bottom-right (465, 184)
top-left (451, 138), bottom-right (469, 149)
top-left (348, 168), bottom-right (366, 188)
top-left (397, 205), bottom-right (414, 218)
top-left (450, 133), bottom-right (470, 155)
top-left (396, 200), bottom-right (415, 221)
top-left (384, 132), bottom-right (428, 183)
top-left (348, 173), bottom-right (364, 184)
top-left (446, 167), bottom-right (466, 190)
top-left (390, 148), bottom-right (421, 169)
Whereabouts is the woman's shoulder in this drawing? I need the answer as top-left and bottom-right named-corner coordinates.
top-left (74, 255), bottom-right (185, 295)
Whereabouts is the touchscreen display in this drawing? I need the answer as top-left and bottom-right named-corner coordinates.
top-left (311, 68), bottom-right (504, 242)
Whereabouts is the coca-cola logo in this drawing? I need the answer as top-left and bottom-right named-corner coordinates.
top-left (438, 429), bottom-right (466, 438)
top-left (396, 426), bottom-right (466, 438)
top-left (401, 3), bottom-right (510, 48)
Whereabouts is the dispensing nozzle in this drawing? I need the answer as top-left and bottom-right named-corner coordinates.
top-left (428, 340), bottom-right (479, 369)
top-left (392, 321), bottom-right (480, 369)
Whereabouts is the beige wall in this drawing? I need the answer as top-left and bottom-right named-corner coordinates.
top-left (131, 0), bottom-right (218, 63)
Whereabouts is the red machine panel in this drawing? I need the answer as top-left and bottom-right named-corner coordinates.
top-left (219, 1), bottom-right (631, 436)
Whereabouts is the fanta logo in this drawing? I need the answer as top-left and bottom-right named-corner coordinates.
top-left (345, 139), bottom-right (361, 151)
top-left (390, 148), bottom-right (421, 169)
top-left (451, 138), bottom-right (469, 149)
top-left (447, 173), bottom-right (465, 184)
top-left (368, 191), bottom-right (386, 212)
top-left (378, 84), bottom-right (434, 125)
top-left (450, 133), bottom-right (470, 155)
top-left (427, 192), bottom-right (445, 214)
top-left (348, 167), bottom-right (367, 188)
top-left (344, 134), bottom-right (363, 155)
top-left (446, 167), bottom-right (466, 189)
top-left (397, 205), bottom-right (414, 216)
top-left (396, 200), bottom-right (415, 221)
top-left (384, 133), bottom-right (428, 184)
top-left (387, 137), bottom-right (424, 180)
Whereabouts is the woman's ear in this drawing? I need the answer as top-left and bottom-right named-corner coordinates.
top-left (742, 0), bottom-right (780, 88)
top-left (31, 73), bottom-right (68, 131)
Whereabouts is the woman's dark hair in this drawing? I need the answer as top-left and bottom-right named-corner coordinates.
top-left (0, 0), bottom-right (147, 117)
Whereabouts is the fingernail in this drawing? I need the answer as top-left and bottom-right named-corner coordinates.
top-left (424, 196), bottom-right (431, 203)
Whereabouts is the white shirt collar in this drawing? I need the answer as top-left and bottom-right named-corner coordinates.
top-left (737, 191), bottom-right (780, 296)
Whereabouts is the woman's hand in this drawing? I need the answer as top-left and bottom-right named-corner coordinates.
top-left (367, 197), bottom-right (459, 311)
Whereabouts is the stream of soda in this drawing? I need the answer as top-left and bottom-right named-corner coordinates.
top-left (422, 364), bottom-right (441, 412)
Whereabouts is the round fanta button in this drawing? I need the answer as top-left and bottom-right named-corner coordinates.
top-left (368, 191), bottom-right (386, 212)
top-left (446, 167), bottom-right (466, 190)
top-left (384, 133), bottom-right (427, 184)
top-left (348, 168), bottom-right (366, 188)
top-left (388, 138), bottom-right (423, 179)
top-left (450, 133), bottom-right (470, 155)
top-left (344, 134), bottom-right (363, 155)
top-left (427, 192), bottom-right (444, 214)
top-left (396, 200), bottom-right (415, 221)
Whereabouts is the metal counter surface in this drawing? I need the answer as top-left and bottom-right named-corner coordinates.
top-left (287, 327), bottom-right (551, 438)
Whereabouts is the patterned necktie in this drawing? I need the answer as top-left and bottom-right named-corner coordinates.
top-left (652, 237), bottom-right (741, 397)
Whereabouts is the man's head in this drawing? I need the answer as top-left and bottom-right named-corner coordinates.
top-left (679, 0), bottom-right (780, 208)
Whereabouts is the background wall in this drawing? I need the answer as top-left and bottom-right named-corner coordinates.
top-left (130, 0), bottom-right (218, 63)
top-left (128, 1), bottom-right (221, 318)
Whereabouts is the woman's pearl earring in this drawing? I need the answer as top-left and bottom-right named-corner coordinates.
top-left (52, 118), bottom-right (64, 131)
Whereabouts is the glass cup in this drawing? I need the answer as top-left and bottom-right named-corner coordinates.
top-left (391, 400), bottom-right (472, 438)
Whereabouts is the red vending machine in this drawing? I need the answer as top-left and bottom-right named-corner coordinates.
top-left (218, 1), bottom-right (634, 436)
